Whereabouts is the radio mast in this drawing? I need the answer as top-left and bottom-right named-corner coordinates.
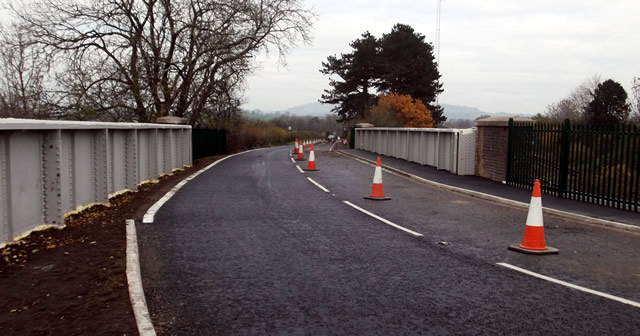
top-left (435, 0), bottom-right (443, 107)
top-left (436, 0), bottom-right (442, 66)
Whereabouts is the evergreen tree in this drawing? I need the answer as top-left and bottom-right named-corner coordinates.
top-left (376, 24), bottom-right (444, 125)
top-left (320, 24), bottom-right (445, 125)
top-left (585, 79), bottom-right (630, 126)
top-left (319, 32), bottom-right (378, 122)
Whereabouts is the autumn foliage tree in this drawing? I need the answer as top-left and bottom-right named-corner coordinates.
top-left (369, 93), bottom-right (434, 128)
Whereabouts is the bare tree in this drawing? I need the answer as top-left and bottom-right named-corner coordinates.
top-left (545, 74), bottom-right (601, 122)
top-left (10, 0), bottom-right (314, 124)
top-left (630, 77), bottom-right (640, 123)
top-left (545, 98), bottom-right (581, 121)
top-left (0, 23), bottom-right (52, 118)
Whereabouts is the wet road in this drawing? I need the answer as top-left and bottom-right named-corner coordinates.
top-left (138, 143), bottom-right (640, 335)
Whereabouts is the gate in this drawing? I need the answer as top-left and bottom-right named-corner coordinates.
top-left (507, 119), bottom-right (639, 212)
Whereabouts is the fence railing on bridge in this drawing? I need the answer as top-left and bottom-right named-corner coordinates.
top-left (0, 119), bottom-right (192, 245)
top-left (355, 127), bottom-right (476, 175)
top-left (507, 119), bottom-right (639, 212)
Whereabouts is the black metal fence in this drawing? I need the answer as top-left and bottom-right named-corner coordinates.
top-left (507, 119), bottom-right (639, 211)
top-left (192, 128), bottom-right (227, 160)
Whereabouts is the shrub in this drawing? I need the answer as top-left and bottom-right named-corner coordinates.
top-left (368, 93), bottom-right (434, 127)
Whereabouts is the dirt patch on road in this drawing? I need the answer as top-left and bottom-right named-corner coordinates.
top-left (0, 156), bottom-right (220, 336)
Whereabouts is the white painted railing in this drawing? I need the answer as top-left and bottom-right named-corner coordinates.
top-left (355, 127), bottom-right (476, 175)
top-left (0, 119), bottom-right (192, 245)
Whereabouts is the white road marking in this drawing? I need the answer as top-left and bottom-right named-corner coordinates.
top-left (329, 142), bottom-right (337, 152)
top-left (142, 149), bottom-right (257, 223)
top-left (338, 151), bottom-right (640, 234)
top-left (126, 219), bottom-right (157, 336)
top-left (307, 177), bottom-right (330, 192)
top-left (296, 165), bottom-right (305, 174)
top-left (497, 262), bottom-right (640, 308)
top-left (290, 158), bottom-right (296, 163)
top-left (343, 201), bottom-right (423, 237)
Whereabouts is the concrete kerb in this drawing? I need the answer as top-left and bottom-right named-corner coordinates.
top-left (337, 150), bottom-right (640, 234)
top-left (126, 219), bottom-right (157, 336)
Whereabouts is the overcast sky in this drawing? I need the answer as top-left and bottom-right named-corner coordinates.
top-left (244, 0), bottom-right (640, 115)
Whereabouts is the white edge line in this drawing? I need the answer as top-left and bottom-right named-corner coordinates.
top-left (307, 177), bottom-right (330, 192)
top-left (343, 201), bottom-right (423, 237)
top-left (338, 151), bottom-right (640, 233)
top-left (497, 262), bottom-right (640, 308)
top-left (329, 142), bottom-right (337, 152)
top-left (142, 149), bottom-right (255, 223)
top-left (290, 157), bottom-right (296, 163)
top-left (126, 219), bottom-right (157, 336)
top-left (296, 165), bottom-right (305, 174)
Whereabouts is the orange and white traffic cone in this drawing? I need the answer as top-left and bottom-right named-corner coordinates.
top-left (296, 140), bottom-right (305, 161)
top-left (293, 138), bottom-right (299, 155)
top-left (304, 144), bottom-right (318, 171)
top-left (509, 179), bottom-right (558, 255)
top-left (364, 157), bottom-right (391, 200)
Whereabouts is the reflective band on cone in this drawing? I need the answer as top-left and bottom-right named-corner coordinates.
top-left (296, 141), bottom-right (305, 161)
top-left (364, 157), bottom-right (391, 200)
top-left (509, 179), bottom-right (558, 255)
top-left (294, 138), bottom-right (299, 154)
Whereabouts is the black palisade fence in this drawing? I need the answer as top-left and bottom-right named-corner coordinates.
top-left (507, 119), bottom-right (639, 212)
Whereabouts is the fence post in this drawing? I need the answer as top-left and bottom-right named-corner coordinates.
top-left (559, 119), bottom-right (571, 198)
top-left (506, 118), bottom-right (514, 183)
top-left (349, 127), bottom-right (355, 149)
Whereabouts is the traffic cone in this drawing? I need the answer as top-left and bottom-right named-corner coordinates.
top-left (509, 179), bottom-right (558, 255)
top-left (293, 138), bottom-right (299, 155)
top-left (304, 145), bottom-right (318, 171)
top-left (296, 140), bottom-right (305, 161)
top-left (364, 157), bottom-right (391, 200)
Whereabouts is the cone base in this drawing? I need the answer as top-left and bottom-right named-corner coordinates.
top-left (508, 244), bottom-right (559, 255)
top-left (364, 196), bottom-right (392, 201)
top-left (303, 168), bottom-right (319, 171)
top-left (294, 158), bottom-right (306, 161)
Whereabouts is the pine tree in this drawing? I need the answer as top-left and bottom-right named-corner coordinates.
top-left (319, 32), bottom-right (378, 122)
top-left (320, 24), bottom-right (445, 125)
top-left (376, 24), bottom-right (444, 125)
top-left (585, 79), bottom-right (630, 126)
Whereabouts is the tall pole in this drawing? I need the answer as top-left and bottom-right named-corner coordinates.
top-left (436, 0), bottom-right (442, 66)
top-left (435, 0), bottom-right (442, 109)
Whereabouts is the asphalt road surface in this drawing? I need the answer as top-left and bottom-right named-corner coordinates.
top-left (138, 143), bottom-right (640, 335)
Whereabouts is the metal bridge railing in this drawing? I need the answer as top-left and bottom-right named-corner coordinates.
top-left (0, 119), bottom-right (192, 245)
top-left (355, 127), bottom-right (476, 176)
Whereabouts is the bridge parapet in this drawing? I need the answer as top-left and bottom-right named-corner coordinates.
top-left (0, 119), bottom-right (191, 245)
top-left (354, 127), bottom-right (476, 175)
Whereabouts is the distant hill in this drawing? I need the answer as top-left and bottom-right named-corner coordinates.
top-left (283, 102), bottom-right (334, 117)
top-left (243, 102), bottom-right (333, 120)
top-left (441, 104), bottom-right (518, 120)
top-left (245, 102), bottom-right (526, 120)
